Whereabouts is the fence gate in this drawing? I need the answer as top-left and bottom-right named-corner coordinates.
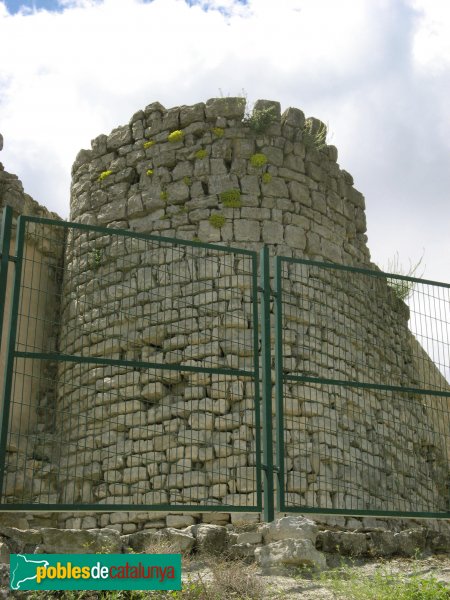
top-left (274, 256), bottom-right (450, 518)
top-left (1, 206), bottom-right (449, 520)
top-left (0, 208), bottom-right (263, 514)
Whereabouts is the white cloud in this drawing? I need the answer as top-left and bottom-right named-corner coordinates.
top-left (0, 0), bottom-right (449, 282)
top-left (410, 0), bottom-right (450, 72)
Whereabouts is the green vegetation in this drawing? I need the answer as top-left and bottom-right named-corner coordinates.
top-left (160, 191), bottom-right (168, 201)
top-left (212, 127), bottom-right (224, 138)
top-left (98, 170), bottom-right (113, 181)
top-left (261, 172), bottom-right (272, 184)
top-left (302, 118), bottom-right (328, 151)
top-left (146, 169), bottom-right (154, 177)
top-left (89, 248), bottom-right (102, 270)
top-left (143, 140), bottom-right (155, 149)
top-left (220, 189), bottom-right (241, 208)
top-left (194, 148), bottom-right (207, 160)
top-left (168, 130), bottom-right (184, 143)
top-left (385, 252), bottom-right (425, 302)
top-left (243, 105), bottom-right (277, 134)
top-left (250, 153), bottom-right (267, 168)
top-left (183, 176), bottom-right (191, 186)
top-left (209, 213), bottom-right (226, 229)
top-left (316, 562), bottom-right (450, 599)
top-left (26, 560), bottom-right (265, 598)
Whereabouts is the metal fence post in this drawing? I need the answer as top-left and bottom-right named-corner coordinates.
top-left (260, 245), bottom-right (275, 522)
top-left (274, 256), bottom-right (285, 512)
top-left (0, 206), bottom-right (13, 350)
top-left (0, 214), bottom-right (24, 500)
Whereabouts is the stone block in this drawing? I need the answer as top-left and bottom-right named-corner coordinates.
top-left (107, 125), bottom-right (133, 150)
top-left (262, 221), bottom-right (284, 244)
top-left (281, 106), bottom-right (305, 129)
top-left (205, 97), bottom-right (246, 120)
top-left (260, 516), bottom-right (318, 545)
top-left (37, 528), bottom-right (121, 554)
top-left (255, 538), bottom-right (326, 571)
top-left (188, 524), bottom-right (228, 555)
top-left (166, 515), bottom-right (196, 529)
top-left (285, 225), bottom-right (306, 249)
top-left (317, 531), bottom-right (368, 556)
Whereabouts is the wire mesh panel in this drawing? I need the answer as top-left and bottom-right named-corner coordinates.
top-left (0, 216), bottom-right (262, 512)
top-left (275, 257), bottom-right (450, 518)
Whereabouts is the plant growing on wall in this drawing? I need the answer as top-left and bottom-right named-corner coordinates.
top-left (212, 127), bottom-right (224, 138)
top-left (168, 130), bottom-right (184, 143)
top-left (195, 148), bottom-right (207, 160)
top-left (303, 119), bottom-right (328, 151)
top-left (209, 213), bottom-right (226, 229)
top-left (385, 252), bottom-right (425, 302)
top-left (262, 173), bottom-right (272, 184)
top-left (89, 248), bottom-right (103, 270)
top-left (220, 189), bottom-right (241, 208)
top-left (143, 140), bottom-right (155, 149)
top-left (250, 153), bottom-right (268, 168)
top-left (243, 105), bottom-right (277, 134)
top-left (98, 170), bottom-right (112, 181)
top-left (146, 169), bottom-right (154, 176)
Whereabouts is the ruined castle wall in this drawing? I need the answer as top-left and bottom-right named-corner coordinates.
top-left (42, 99), bottom-right (450, 529)
top-left (0, 163), bottom-right (64, 502)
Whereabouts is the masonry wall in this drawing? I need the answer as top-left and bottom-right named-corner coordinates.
top-left (0, 163), bottom-right (64, 504)
top-left (52, 98), bottom-right (449, 532)
top-left (1, 101), bottom-right (448, 531)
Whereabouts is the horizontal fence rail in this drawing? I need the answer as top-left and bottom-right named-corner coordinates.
top-left (274, 257), bottom-right (450, 518)
top-left (0, 215), bottom-right (262, 512)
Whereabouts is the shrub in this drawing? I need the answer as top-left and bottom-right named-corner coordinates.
top-left (220, 189), bottom-right (241, 208)
top-left (250, 153), bottom-right (268, 168)
top-left (385, 252), bottom-right (425, 302)
top-left (303, 118), bottom-right (328, 151)
top-left (195, 148), bottom-right (207, 160)
top-left (98, 170), bottom-right (112, 181)
top-left (168, 130), bottom-right (184, 143)
top-left (209, 213), bottom-right (226, 229)
top-left (143, 140), bottom-right (155, 149)
top-left (243, 105), bottom-right (277, 133)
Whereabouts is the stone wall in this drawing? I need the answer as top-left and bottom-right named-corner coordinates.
top-left (0, 153), bottom-right (64, 505)
top-left (0, 100), bottom-right (448, 530)
top-left (52, 98), bottom-right (449, 530)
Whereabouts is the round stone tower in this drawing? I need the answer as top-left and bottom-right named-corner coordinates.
top-left (55, 98), bottom-right (448, 528)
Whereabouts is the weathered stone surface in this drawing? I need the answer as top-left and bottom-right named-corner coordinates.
top-left (106, 125), bottom-right (133, 150)
top-left (260, 517), bottom-right (318, 545)
top-left (205, 97), bottom-right (246, 120)
top-left (127, 528), bottom-right (194, 553)
top-left (255, 538), bottom-right (327, 571)
top-left (187, 524), bottom-right (228, 555)
top-left (37, 528), bottom-right (121, 554)
top-left (317, 531), bottom-right (369, 556)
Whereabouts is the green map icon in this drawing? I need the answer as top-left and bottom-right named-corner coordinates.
top-left (10, 555), bottom-right (50, 590)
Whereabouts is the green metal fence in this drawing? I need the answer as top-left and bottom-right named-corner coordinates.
top-left (0, 208), bottom-right (263, 513)
top-left (0, 207), bottom-right (449, 519)
top-left (274, 256), bottom-right (450, 518)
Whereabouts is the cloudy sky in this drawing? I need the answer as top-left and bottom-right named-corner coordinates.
top-left (0, 0), bottom-right (449, 282)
